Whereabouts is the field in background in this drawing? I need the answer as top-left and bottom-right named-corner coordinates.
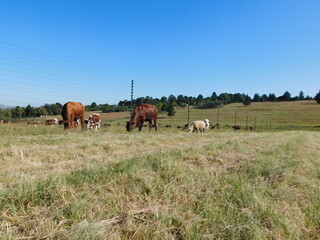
top-left (0, 101), bottom-right (320, 239)
top-left (43, 100), bottom-right (320, 131)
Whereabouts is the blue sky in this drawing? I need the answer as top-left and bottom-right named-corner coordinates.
top-left (0, 0), bottom-right (319, 106)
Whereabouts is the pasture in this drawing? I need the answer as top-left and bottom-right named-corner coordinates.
top-left (0, 101), bottom-right (320, 239)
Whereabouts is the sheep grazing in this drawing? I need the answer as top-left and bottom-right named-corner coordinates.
top-left (188, 119), bottom-right (210, 133)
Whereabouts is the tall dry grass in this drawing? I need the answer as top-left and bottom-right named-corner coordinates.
top-left (0, 122), bottom-right (319, 239)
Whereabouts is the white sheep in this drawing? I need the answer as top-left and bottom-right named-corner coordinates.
top-left (188, 119), bottom-right (210, 133)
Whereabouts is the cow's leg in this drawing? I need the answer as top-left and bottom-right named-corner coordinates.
top-left (139, 121), bottom-right (143, 131)
top-left (149, 120), bottom-right (152, 131)
top-left (80, 115), bottom-right (85, 130)
top-left (154, 119), bottom-right (158, 131)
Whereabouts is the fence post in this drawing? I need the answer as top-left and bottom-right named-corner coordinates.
top-left (246, 115), bottom-right (248, 132)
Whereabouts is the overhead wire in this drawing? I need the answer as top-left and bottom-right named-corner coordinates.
top-left (0, 40), bottom-right (165, 106)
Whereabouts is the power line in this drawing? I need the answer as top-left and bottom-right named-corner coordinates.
top-left (0, 40), bottom-right (132, 81)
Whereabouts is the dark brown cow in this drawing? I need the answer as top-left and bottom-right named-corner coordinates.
top-left (61, 102), bottom-right (85, 129)
top-left (126, 104), bottom-right (158, 131)
top-left (232, 125), bottom-right (241, 131)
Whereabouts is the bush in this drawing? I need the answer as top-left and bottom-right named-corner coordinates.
top-left (101, 105), bottom-right (130, 113)
top-left (196, 100), bottom-right (224, 109)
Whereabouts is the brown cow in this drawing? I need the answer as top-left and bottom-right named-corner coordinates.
top-left (61, 102), bottom-right (85, 129)
top-left (45, 118), bottom-right (58, 125)
top-left (126, 104), bottom-right (158, 131)
top-left (86, 113), bottom-right (101, 130)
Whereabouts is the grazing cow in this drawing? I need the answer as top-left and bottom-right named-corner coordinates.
top-left (45, 118), bottom-right (58, 125)
top-left (165, 124), bottom-right (172, 128)
top-left (232, 125), bottom-right (241, 131)
top-left (126, 104), bottom-right (158, 131)
top-left (61, 102), bottom-right (85, 129)
top-left (86, 113), bottom-right (101, 130)
top-left (188, 119), bottom-right (210, 133)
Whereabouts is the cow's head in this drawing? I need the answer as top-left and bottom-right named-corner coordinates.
top-left (63, 121), bottom-right (70, 129)
top-left (126, 121), bottom-right (136, 131)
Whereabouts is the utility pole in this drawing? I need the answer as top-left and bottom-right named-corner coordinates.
top-left (130, 80), bottom-right (134, 128)
top-left (131, 80), bottom-right (134, 108)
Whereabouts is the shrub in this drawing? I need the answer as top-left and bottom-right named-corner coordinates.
top-left (101, 105), bottom-right (130, 113)
top-left (196, 100), bottom-right (224, 109)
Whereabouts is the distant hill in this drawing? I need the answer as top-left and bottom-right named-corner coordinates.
top-left (0, 104), bottom-right (14, 110)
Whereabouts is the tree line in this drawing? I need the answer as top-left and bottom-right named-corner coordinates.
top-left (1, 90), bottom-right (320, 120)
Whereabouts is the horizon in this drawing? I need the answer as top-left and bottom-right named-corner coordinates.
top-left (1, 1), bottom-right (320, 107)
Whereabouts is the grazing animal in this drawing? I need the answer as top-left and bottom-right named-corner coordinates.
top-left (165, 124), bottom-right (172, 128)
top-left (188, 119), bottom-right (210, 133)
top-left (61, 102), bottom-right (85, 129)
top-left (126, 104), bottom-right (158, 131)
top-left (177, 125), bottom-right (183, 129)
top-left (45, 118), bottom-right (58, 125)
top-left (183, 123), bottom-right (189, 130)
top-left (232, 125), bottom-right (241, 130)
top-left (86, 113), bottom-right (101, 130)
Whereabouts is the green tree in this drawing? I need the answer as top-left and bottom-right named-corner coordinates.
top-left (196, 94), bottom-right (204, 103)
top-left (155, 101), bottom-right (163, 112)
top-left (298, 91), bottom-right (305, 100)
top-left (243, 95), bottom-right (252, 106)
top-left (253, 93), bottom-right (260, 102)
top-left (37, 107), bottom-right (48, 117)
top-left (315, 90), bottom-right (320, 104)
top-left (278, 91), bottom-right (291, 101)
top-left (267, 93), bottom-right (277, 102)
top-left (25, 105), bottom-right (35, 117)
top-left (260, 94), bottom-right (268, 102)
top-left (12, 106), bottom-right (24, 118)
top-left (211, 92), bottom-right (218, 101)
top-left (168, 95), bottom-right (176, 105)
top-left (4, 109), bottom-right (12, 119)
top-left (166, 104), bottom-right (175, 117)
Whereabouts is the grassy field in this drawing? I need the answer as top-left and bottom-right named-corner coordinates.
top-left (37, 100), bottom-right (320, 131)
top-left (0, 101), bottom-right (320, 239)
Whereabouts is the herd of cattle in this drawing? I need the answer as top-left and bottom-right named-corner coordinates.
top-left (1, 101), bottom-right (247, 132)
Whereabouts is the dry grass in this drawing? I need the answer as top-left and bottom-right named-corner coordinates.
top-left (0, 121), bottom-right (320, 239)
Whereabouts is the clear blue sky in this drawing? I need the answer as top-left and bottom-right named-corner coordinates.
top-left (0, 0), bottom-right (319, 106)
